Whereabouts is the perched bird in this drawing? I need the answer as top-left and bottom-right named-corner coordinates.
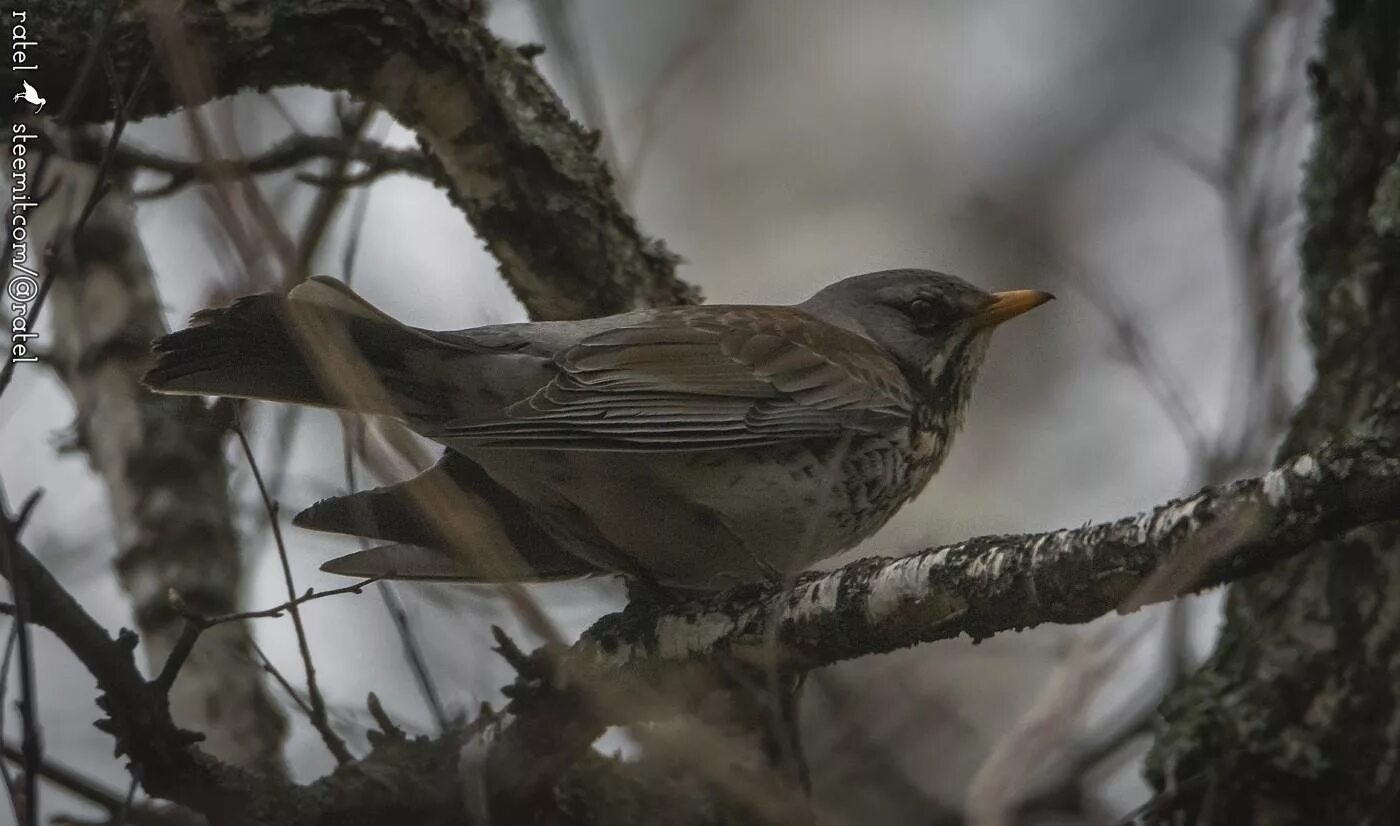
top-left (144, 270), bottom-right (1050, 589)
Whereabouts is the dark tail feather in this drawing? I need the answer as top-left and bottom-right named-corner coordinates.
top-left (143, 276), bottom-right (467, 416)
top-left (316, 542), bottom-right (511, 581)
top-left (143, 292), bottom-right (328, 405)
top-left (293, 462), bottom-right (448, 548)
top-left (296, 451), bottom-right (600, 583)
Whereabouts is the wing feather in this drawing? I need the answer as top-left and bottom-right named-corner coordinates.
top-left (437, 306), bottom-right (911, 450)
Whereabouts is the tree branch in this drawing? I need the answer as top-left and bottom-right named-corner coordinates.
top-left (0, 516), bottom-right (258, 819)
top-left (231, 424), bottom-right (352, 766)
top-left (27, 0), bottom-right (698, 319)
top-left (0, 425), bottom-right (1391, 823)
top-left (575, 437), bottom-right (1397, 678)
top-left (60, 130), bottom-right (435, 200)
top-left (0, 519), bottom-right (485, 825)
top-left (1148, 1), bottom-right (1400, 819)
top-left (472, 433), bottom-right (1399, 817)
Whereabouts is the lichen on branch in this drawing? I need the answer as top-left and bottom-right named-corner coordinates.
top-left (576, 437), bottom-right (1400, 682)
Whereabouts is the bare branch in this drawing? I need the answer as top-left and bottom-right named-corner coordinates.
top-left (0, 489), bottom-right (43, 826)
top-left (61, 130), bottom-right (434, 201)
top-left (341, 411), bottom-right (448, 731)
top-left (156, 577), bottom-right (381, 695)
top-left (28, 0), bottom-right (698, 319)
top-left (248, 640), bottom-right (315, 722)
top-left (477, 432), bottom-right (1399, 817)
top-left (0, 517), bottom-right (244, 818)
top-left (0, 431), bottom-right (1392, 823)
top-left (0, 742), bottom-right (196, 826)
top-left (0, 523), bottom-right (465, 824)
top-left (186, 578), bottom-right (383, 631)
top-left (290, 100), bottom-right (382, 283)
top-left (232, 425), bottom-right (353, 766)
top-left (0, 623), bottom-right (17, 813)
top-left (577, 436), bottom-right (1398, 678)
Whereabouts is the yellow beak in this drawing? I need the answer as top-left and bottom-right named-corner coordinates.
top-left (974, 290), bottom-right (1055, 327)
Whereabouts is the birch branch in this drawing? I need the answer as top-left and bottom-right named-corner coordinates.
top-left (576, 438), bottom-right (1398, 679)
top-left (0, 428), bottom-right (1392, 821)
top-left (471, 434), bottom-right (1399, 817)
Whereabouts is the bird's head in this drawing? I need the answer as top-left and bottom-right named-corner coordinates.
top-left (801, 268), bottom-right (1052, 413)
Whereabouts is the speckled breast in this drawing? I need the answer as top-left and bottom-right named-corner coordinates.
top-left (827, 424), bottom-right (947, 549)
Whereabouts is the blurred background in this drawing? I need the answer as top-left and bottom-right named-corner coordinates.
top-left (1, 0), bottom-right (1319, 822)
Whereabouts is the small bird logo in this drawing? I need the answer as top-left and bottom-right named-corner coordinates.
top-left (13, 80), bottom-right (45, 114)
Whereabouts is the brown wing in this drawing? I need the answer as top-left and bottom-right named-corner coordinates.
top-left (436, 306), bottom-right (912, 451)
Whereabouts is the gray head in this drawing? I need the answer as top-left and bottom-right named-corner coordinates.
top-left (800, 268), bottom-right (1052, 411)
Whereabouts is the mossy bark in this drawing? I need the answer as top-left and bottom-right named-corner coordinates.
top-left (14, 0), bottom-right (695, 320)
top-left (1147, 2), bottom-right (1400, 823)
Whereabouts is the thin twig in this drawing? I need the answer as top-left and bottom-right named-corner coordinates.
top-left (341, 418), bottom-right (448, 730)
top-left (248, 639), bottom-right (314, 720)
top-left (376, 584), bottom-right (448, 730)
top-left (335, 190), bottom-right (450, 730)
top-left (233, 424), bottom-right (352, 764)
top-left (154, 576), bottom-right (380, 694)
top-left (366, 692), bottom-right (405, 741)
top-left (259, 405), bottom-right (304, 533)
top-left (117, 770), bottom-right (139, 826)
top-left (196, 577), bottom-right (383, 630)
top-left (71, 60), bottom-right (154, 238)
top-left (0, 487), bottom-right (44, 826)
top-left (63, 132), bottom-right (433, 201)
top-left (0, 623), bottom-right (17, 816)
top-left (291, 99), bottom-right (380, 286)
top-left (1, 742), bottom-right (128, 817)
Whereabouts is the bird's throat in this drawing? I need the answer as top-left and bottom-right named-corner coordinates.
top-left (908, 334), bottom-right (991, 470)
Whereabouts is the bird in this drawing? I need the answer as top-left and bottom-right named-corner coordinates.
top-left (12, 80), bottom-right (45, 113)
top-left (143, 270), bottom-right (1051, 590)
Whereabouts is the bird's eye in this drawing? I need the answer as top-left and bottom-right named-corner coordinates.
top-left (908, 297), bottom-right (943, 327)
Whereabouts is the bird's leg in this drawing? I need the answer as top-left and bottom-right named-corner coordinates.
top-left (714, 660), bottom-right (813, 795)
top-left (775, 671), bottom-right (811, 794)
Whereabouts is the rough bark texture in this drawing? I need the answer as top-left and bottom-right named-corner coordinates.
top-left (3, 436), bottom-right (1396, 825)
top-left (475, 434), bottom-right (1400, 820)
top-left (1147, 2), bottom-right (1400, 823)
top-left (40, 161), bottom-right (288, 770)
top-left (19, 0), bottom-right (696, 319)
top-left (575, 438), bottom-right (1400, 678)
